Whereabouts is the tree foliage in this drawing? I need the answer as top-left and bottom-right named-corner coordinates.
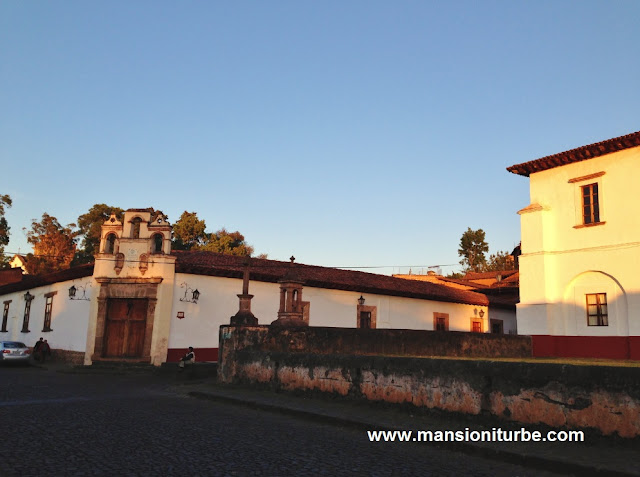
top-left (172, 211), bottom-right (207, 250)
top-left (199, 228), bottom-right (254, 256)
top-left (25, 213), bottom-right (79, 274)
top-left (0, 194), bottom-right (12, 268)
top-left (458, 227), bottom-right (489, 273)
top-left (75, 204), bottom-right (124, 264)
top-left (485, 250), bottom-right (516, 272)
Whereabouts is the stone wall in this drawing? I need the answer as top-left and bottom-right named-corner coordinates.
top-left (51, 349), bottom-right (85, 365)
top-left (218, 325), bottom-right (532, 363)
top-left (218, 326), bottom-right (640, 438)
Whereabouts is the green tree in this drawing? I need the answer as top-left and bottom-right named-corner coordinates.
top-left (485, 250), bottom-right (516, 272)
top-left (75, 204), bottom-right (124, 264)
top-left (458, 227), bottom-right (489, 273)
top-left (172, 211), bottom-right (207, 250)
top-left (25, 213), bottom-right (79, 274)
top-left (199, 228), bottom-right (254, 256)
top-left (0, 194), bottom-right (12, 268)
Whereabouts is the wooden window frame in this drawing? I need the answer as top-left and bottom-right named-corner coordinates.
top-left (2, 300), bottom-right (10, 332)
top-left (42, 292), bottom-right (57, 332)
top-left (470, 318), bottom-right (483, 333)
top-left (433, 312), bottom-right (449, 331)
top-left (581, 183), bottom-right (600, 225)
top-left (586, 293), bottom-right (608, 326)
top-left (357, 304), bottom-right (377, 329)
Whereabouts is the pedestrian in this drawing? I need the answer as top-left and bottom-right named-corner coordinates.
top-left (33, 337), bottom-right (44, 362)
top-left (178, 346), bottom-right (195, 370)
top-left (40, 339), bottom-right (52, 363)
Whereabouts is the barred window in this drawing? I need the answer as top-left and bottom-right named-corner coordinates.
top-left (43, 293), bottom-right (56, 332)
top-left (2, 301), bottom-right (10, 332)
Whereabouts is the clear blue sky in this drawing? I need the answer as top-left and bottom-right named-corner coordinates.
top-left (1, 1), bottom-right (638, 274)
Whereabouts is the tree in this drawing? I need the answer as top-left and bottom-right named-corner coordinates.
top-left (75, 204), bottom-right (124, 264)
top-left (0, 194), bottom-right (11, 268)
top-left (172, 211), bottom-right (207, 250)
top-left (25, 213), bottom-right (79, 274)
top-left (199, 228), bottom-right (254, 256)
top-left (485, 250), bottom-right (516, 272)
top-left (458, 228), bottom-right (489, 273)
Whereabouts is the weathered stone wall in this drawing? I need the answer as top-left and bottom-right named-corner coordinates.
top-left (218, 326), bottom-right (640, 438)
top-left (51, 349), bottom-right (85, 365)
top-left (218, 325), bottom-right (532, 364)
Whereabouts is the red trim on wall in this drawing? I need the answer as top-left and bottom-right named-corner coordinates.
top-left (166, 347), bottom-right (218, 363)
top-left (531, 335), bottom-right (640, 360)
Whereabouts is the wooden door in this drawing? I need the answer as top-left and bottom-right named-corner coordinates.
top-left (104, 299), bottom-right (148, 358)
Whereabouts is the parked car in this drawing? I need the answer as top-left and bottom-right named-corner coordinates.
top-left (0, 341), bottom-right (31, 364)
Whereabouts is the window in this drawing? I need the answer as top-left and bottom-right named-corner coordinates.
top-left (105, 233), bottom-right (117, 254)
top-left (490, 319), bottom-right (504, 334)
top-left (586, 293), bottom-right (608, 326)
top-left (356, 304), bottom-right (377, 329)
top-left (152, 233), bottom-right (163, 254)
top-left (581, 183), bottom-right (600, 225)
top-left (471, 318), bottom-right (483, 333)
top-left (22, 295), bottom-right (33, 333)
top-left (2, 301), bottom-right (10, 332)
top-left (433, 312), bottom-right (449, 331)
top-left (359, 311), bottom-right (372, 329)
top-left (132, 217), bottom-right (142, 238)
top-left (42, 292), bottom-right (56, 332)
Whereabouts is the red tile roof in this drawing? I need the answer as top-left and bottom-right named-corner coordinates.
top-left (0, 269), bottom-right (24, 287)
top-left (0, 265), bottom-right (94, 295)
top-left (507, 130), bottom-right (640, 177)
top-left (174, 251), bottom-right (490, 306)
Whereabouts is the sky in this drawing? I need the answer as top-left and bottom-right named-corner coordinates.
top-left (1, 1), bottom-right (639, 275)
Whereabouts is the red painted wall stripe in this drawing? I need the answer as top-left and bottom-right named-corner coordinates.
top-left (166, 347), bottom-right (218, 362)
top-left (531, 335), bottom-right (640, 360)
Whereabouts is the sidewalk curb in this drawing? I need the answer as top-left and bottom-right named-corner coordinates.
top-left (189, 390), bottom-right (637, 477)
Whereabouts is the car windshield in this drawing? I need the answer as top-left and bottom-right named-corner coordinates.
top-left (3, 342), bottom-right (26, 349)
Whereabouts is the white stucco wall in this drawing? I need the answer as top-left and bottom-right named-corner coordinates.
top-left (2, 278), bottom-right (94, 352)
top-left (518, 145), bottom-right (640, 337)
top-left (168, 272), bottom-right (491, 351)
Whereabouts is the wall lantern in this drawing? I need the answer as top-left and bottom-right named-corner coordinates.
top-left (357, 295), bottom-right (365, 306)
top-left (69, 283), bottom-right (91, 301)
top-left (180, 282), bottom-right (201, 304)
top-left (24, 291), bottom-right (33, 302)
top-left (479, 309), bottom-right (485, 318)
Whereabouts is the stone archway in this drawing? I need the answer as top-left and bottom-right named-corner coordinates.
top-left (92, 278), bottom-right (162, 362)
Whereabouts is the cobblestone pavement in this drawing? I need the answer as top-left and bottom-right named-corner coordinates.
top-left (0, 365), bottom-right (563, 477)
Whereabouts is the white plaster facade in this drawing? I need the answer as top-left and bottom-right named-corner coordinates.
top-left (509, 131), bottom-right (640, 359)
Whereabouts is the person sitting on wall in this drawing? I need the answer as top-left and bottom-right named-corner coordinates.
top-left (178, 347), bottom-right (195, 370)
top-left (40, 339), bottom-right (52, 363)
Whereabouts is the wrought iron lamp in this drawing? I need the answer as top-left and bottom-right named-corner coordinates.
top-left (357, 295), bottom-right (365, 306)
top-left (68, 283), bottom-right (91, 301)
top-left (180, 282), bottom-right (200, 304)
top-left (24, 291), bottom-right (33, 301)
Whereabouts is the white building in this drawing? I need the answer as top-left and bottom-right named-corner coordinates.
top-left (508, 130), bottom-right (640, 359)
top-left (0, 209), bottom-right (510, 365)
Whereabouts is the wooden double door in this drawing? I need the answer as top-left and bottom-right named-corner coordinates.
top-left (104, 299), bottom-right (148, 358)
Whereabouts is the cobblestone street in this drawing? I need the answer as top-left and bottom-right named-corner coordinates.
top-left (0, 366), bottom-right (561, 476)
